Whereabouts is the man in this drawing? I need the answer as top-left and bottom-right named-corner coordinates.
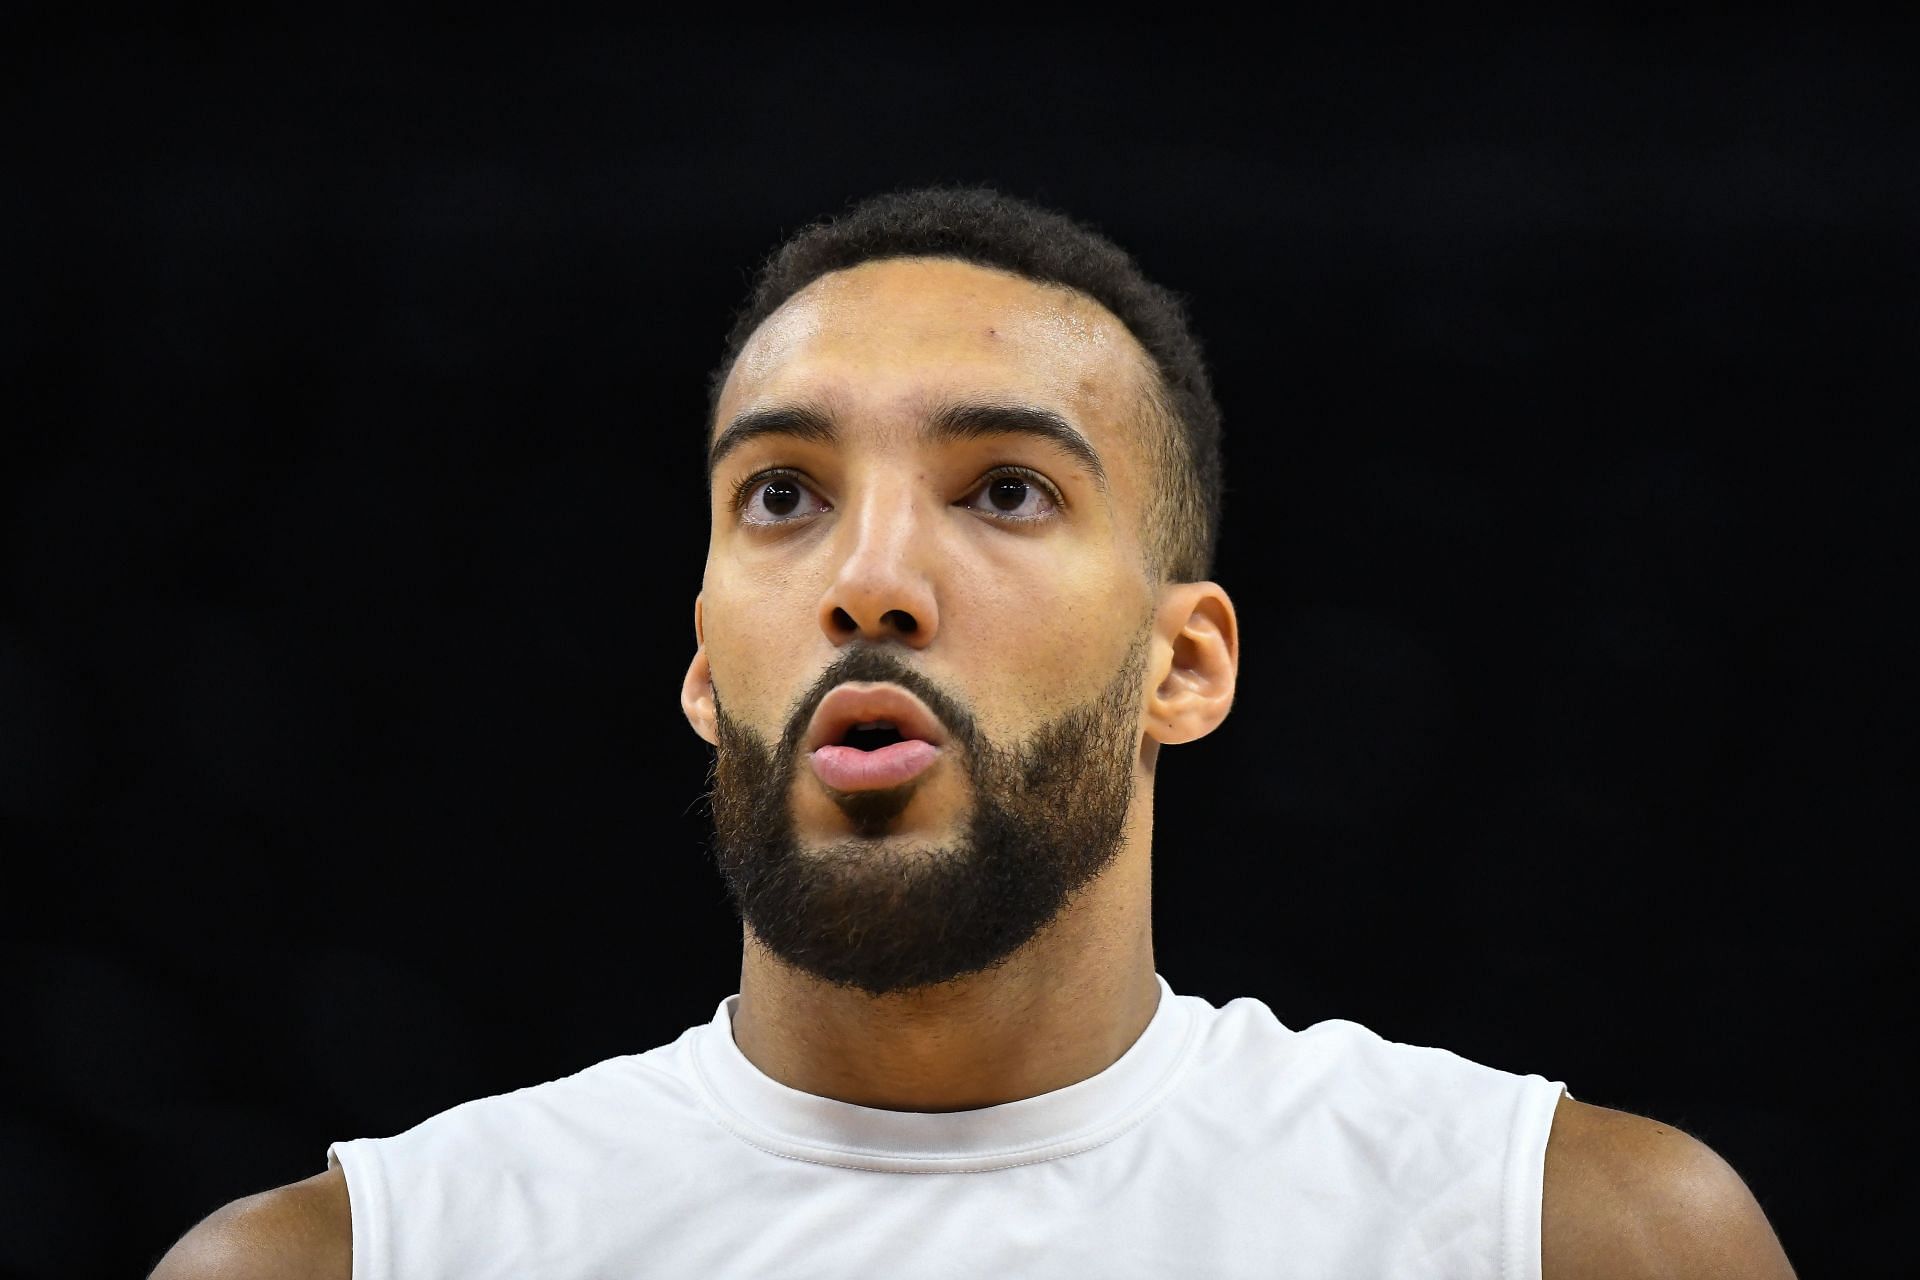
top-left (154, 188), bottom-right (1796, 1278)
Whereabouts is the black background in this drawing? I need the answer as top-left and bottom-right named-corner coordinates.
top-left (3, 15), bottom-right (1910, 1278)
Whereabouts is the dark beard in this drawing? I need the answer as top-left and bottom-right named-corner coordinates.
top-left (709, 633), bottom-right (1147, 997)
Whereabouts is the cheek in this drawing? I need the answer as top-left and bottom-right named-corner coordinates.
top-left (943, 556), bottom-right (1141, 721)
top-left (701, 589), bottom-right (807, 725)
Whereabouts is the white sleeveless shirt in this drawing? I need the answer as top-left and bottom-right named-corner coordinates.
top-left (328, 976), bottom-right (1568, 1279)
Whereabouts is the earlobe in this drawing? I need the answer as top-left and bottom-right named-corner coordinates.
top-left (682, 596), bottom-right (718, 746)
top-left (1145, 582), bottom-right (1239, 746)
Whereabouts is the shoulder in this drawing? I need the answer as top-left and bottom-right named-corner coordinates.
top-left (1540, 1093), bottom-right (1797, 1280)
top-left (149, 1164), bottom-right (351, 1280)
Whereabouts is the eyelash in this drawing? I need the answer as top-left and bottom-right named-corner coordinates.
top-left (728, 466), bottom-right (1065, 524)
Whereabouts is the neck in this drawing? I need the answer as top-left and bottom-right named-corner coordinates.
top-left (729, 832), bottom-right (1159, 1112)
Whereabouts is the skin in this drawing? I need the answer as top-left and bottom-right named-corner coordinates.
top-left (683, 257), bottom-right (1236, 1109)
top-left (149, 256), bottom-right (1796, 1278)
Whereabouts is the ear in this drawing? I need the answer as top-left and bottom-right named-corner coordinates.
top-left (1144, 581), bottom-right (1238, 746)
top-left (681, 594), bottom-right (719, 746)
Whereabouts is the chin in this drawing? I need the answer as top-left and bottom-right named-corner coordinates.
top-left (790, 770), bottom-right (966, 842)
top-left (826, 803), bottom-right (968, 846)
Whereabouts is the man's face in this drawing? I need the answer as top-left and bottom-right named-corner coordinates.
top-left (689, 257), bottom-right (1165, 995)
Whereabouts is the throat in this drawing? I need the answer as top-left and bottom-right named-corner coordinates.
top-left (732, 924), bottom-right (1163, 1113)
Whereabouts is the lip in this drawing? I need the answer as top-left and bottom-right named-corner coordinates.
top-left (809, 740), bottom-right (941, 792)
top-left (802, 683), bottom-right (949, 755)
top-left (802, 683), bottom-right (948, 794)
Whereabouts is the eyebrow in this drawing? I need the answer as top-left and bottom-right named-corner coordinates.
top-left (707, 400), bottom-right (1109, 492)
top-left (925, 402), bottom-right (1109, 491)
top-left (706, 404), bottom-right (837, 480)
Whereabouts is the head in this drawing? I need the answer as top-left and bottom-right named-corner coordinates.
top-left (681, 188), bottom-right (1239, 997)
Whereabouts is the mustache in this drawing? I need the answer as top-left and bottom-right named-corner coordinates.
top-left (776, 645), bottom-right (980, 761)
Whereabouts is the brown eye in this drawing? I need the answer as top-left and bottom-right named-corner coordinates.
top-left (988, 477), bottom-right (1029, 511)
top-left (762, 479), bottom-right (801, 516)
top-left (961, 469), bottom-right (1059, 522)
top-left (738, 472), bottom-right (827, 525)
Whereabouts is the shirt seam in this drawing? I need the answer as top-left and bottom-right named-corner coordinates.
top-left (328, 1139), bottom-right (384, 1280)
top-left (1500, 1077), bottom-right (1559, 1280)
top-left (685, 1002), bottom-right (1203, 1173)
top-left (699, 1094), bottom-right (1175, 1174)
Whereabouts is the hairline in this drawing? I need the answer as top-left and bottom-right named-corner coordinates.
top-left (707, 254), bottom-right (1172, 441)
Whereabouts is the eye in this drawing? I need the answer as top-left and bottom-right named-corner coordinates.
top-left (735, 471), bottom-right (829, 526)
top-left (960, 468), bottom-right (1061, 522)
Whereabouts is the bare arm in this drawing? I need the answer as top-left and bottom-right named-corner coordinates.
top-left (1542, 1094), bottom-right (1797, 1279)
top-left (149, 1163), bottom-right (352, 1280)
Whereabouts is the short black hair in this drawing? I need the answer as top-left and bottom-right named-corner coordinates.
top-left (707, 187), bottom-right (1223, 583)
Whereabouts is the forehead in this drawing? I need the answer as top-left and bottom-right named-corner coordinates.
top-left (715, 257), bottom-right (1156, 445)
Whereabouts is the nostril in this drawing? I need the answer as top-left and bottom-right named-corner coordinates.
top-left (827, 606), bottom-right (921, 637)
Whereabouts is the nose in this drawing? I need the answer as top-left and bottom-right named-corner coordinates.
top-left (818, 481), bottom-right (940, 648)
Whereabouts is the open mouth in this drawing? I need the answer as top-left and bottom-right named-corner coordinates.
top-left (841, 721), bottom-right (908, 751)
top-left (804, 686), bottom-right (947, 793)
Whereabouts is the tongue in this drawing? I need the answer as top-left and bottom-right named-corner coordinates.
top-left (810, 740), bottom-right (939, 792)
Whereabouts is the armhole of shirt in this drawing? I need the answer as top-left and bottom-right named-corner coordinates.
top-left (1500, 1078), bottom-right (1568, 1280)
top-left (327, 1139), bottom-right (382, 1280)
